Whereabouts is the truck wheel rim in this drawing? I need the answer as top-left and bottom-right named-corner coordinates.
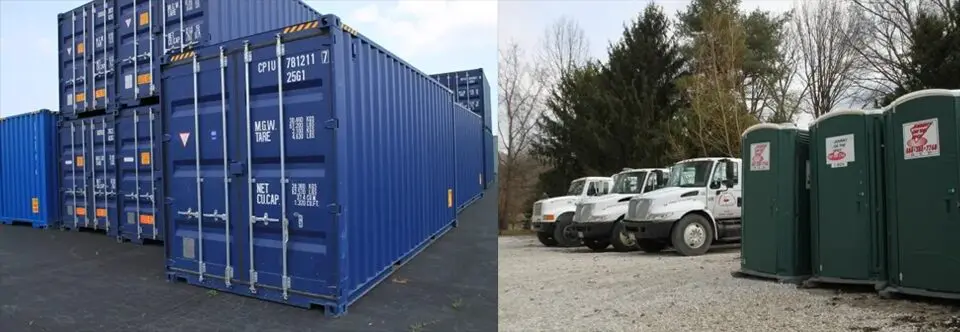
top-left (562, 224), bottom-right (577, 240)
top-left (683, 223), bottom-right (706, 248)
top-left (619, 230), bottom-right (635, 246)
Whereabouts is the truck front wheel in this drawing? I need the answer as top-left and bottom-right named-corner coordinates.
top-left (537, 232), bottom-right (558, 246)
top-left (609, 221), bottom-right (638, 252)
top-left (552, 214), bottom-right (580, 247)
top-left (670, 214), bottom-right (714, 256)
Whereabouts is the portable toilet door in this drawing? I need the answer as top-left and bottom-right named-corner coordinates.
top-left (807, 109), bottom-right (886, 289)
top-left (881, 89), bottom-right (960, 299)
top-left (737, 123), bottom-right (812, 283)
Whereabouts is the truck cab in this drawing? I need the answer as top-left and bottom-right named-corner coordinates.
top-left (570, 168), bottom-right (670, 252)
top-left (530, 176), bottom-right (614, 247)
top-left (622, 157), bottom-right (742, 256)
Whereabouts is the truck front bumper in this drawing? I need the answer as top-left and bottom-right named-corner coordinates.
top-left (622, 220), bottom-right (674, 240)
top-left (531, 221), bottom-right (556, 233)
top-left (571, 221), bottom-right (615, 240)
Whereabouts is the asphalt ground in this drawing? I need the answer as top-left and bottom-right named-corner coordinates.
top-left (0, 184), bottom-right (498, 332)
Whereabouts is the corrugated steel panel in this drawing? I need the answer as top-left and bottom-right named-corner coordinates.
top-left (58, 114), bottom-right (120, 235)
top-left (116, 106), bottom-right (164, 243)
top-left (0, 110), bottom-right (60, 228)
top-left (431, 68), bottom-right (491, 129)
top-left (58, 0), bottom-right (322, 114)
top-left (454, 103), bottom-right (484, 209)
top-left (483, 126), bottom-right (494, 189)
top-left (161, 14), bottom-right (457, 316)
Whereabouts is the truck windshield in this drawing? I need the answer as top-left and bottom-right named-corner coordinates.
top-left (611, 171), bottom-right (647, 194)
top-left (666, 160), bottom-right (714, 188)
top-left (567, 180), bottom-right (586, 195)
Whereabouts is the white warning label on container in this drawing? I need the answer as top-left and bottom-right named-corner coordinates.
top-left (903, 118), bottom-right (940, 160)
top-left (825, 134), bottom-right (855, 168)
top-left (125, 74), bottom-right (133, 89)
top-left (749, 142), bottom-right (771, 171)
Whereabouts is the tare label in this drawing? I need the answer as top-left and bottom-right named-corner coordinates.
top-left (825, 134), bottom-right (855, 168)
top-left (255, 183), bottom-right (280, 206)
top-left (253, 120), bottom-right (276, 143)
top-left (749, 142), bottom-right (771, 171)
top-left (903, 118), bottom-right (940, 160)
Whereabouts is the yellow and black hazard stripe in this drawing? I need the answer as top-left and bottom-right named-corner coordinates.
top-left (340, 23), bottom-right (358, 36)
top-left (169, 51), bottom-right (196, 62)
top-left (283, 20), bottom-right (320, 34)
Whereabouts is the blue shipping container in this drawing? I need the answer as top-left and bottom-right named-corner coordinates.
top-left (483, 126), bottom-right (495, 189)
top-left (454, 103), bottom-right (484, 210)
top-left (431, 68), bottom-right (492, 129)
top-left (116, 106), bottom-right (165, 243)
top-left (58, 0), bottom-right (321, 114)
top-left (57, 114), bottom-right (121, 236)
top-left (0, 110), bottom-right (60, 228)
top-left (161, 15), bottom-right (457, 316)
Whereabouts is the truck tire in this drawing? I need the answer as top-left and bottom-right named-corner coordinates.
top-left (670, 214), bottom-right (714, 256)
top-left (636, 239), bottom-right (666, 253)
top-left (609, 220), bottom-right (638, 252)
top-left (584, 239), bottom-right (609, 252)
top-left (552, 214), bottom-right (580, 247)
top-left (537, 232), bottom-right (558, 246)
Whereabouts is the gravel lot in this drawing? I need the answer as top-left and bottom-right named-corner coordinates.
top-left (498, 236), bottom-right (960, 332)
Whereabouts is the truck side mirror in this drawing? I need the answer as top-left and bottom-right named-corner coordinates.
top-left (724, 160), bottom-right (738, 186)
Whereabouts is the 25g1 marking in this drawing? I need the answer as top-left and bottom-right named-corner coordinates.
top-left (287, 70), bottom-right (306, 83)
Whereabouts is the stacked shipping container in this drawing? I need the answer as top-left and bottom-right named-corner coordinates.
top-left (431, 69), bottom-right (496, 190)
top-left (55, 0), bottom-right (322, 240)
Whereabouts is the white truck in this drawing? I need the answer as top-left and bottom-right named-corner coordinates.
top-left (570, 168), bottom-right (670, 252)
top-left (622, 157), bottom-right (742, 256)
top-left (530, 176), bottom-right (614, 247)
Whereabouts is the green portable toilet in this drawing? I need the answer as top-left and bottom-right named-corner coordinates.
top-left (736, 123), bottom-right (812, 283)
top-left (881, 89), bottom-right (960, 299)
top-left (806, 109), bottom-right (887, 289)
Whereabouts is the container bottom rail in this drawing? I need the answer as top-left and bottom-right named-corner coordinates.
top-left (166, 218), bottom-right (458, 317)
top-left (456, 192), bottom-right (484, 214)
top-left (0, 218), bottom-right (54, 229)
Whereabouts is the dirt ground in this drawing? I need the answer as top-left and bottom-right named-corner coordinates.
top-left (498, 235), bottom-right (960, 332)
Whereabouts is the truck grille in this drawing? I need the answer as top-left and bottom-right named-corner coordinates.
top-left (628, 198), bottom-right (652, 220)
top-left (573, 204), bottom-right (593, 222)
top-left (532, 202), bottom-right (542, 219)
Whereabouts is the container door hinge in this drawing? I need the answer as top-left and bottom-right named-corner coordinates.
top-left (351, 43), bottom-right (358, 58)
top-left (325, 118), bottom-right (339, 129)
top-left (327, 204), bottom-right (342, 215)
top-left (162, 134), bottom-right (171, 142)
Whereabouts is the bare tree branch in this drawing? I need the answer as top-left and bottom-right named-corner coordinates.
top-left (537, 16), bottom-right (591, 91)
top-left (794, 0), bottom-right (869, 117)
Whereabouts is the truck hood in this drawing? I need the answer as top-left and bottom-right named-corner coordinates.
top-left (627, 187), bottom-right (707, 221)
top-left (575, 193), bottom-right (639, 222)
top-left (536, 195), bottom-right (580, 207)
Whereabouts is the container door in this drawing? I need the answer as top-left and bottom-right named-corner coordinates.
top-left (60, 120), bottom-right (88, 228)
top-left (61, 7), bottom-right (91, 116)
top-left (741, 130), bottom-right (779, 274)
top-left (891, 93), bottom-right (960, 292)
top-left (160, 0), bottom-right (204, 55)
top-left (815, 117), bottom-right (870, 280)
top-left (117, 0), bottom-right (159, 103)
top-left (239, 36), bottom-right (338, 299)
top-left (87, 116), bottom-right (119, 234)
top-left (119, 108), bottom-right (162, 241)
top-left (166, 50), bottom-right (235, 287)
top-left (91, 0), bottom-right (117, 110)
